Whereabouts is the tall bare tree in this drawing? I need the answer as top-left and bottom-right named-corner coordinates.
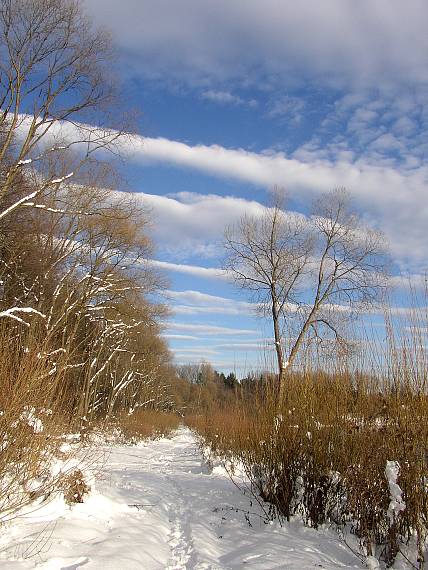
top-left (224, 189), bottom-right (387, 401)
top-left (225, 200), bottom-right (312, 389)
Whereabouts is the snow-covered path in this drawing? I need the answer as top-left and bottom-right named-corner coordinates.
top-left (0, 428), bottom-right (364, 569)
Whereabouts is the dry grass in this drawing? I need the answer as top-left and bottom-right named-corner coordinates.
top-left (0, 318), bottom-right (179, 522)
top-left (0, 328), bottom-right (75, 522)
top-left (118, 409), bottom-right (180, 441)
top-left (188, 306), bottom-right (428, 568)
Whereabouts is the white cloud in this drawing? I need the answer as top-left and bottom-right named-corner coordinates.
top-left (128, 137), bottom-right (428, 270)
top-left (318, 91), bottom-right (427, 166)
top-left (389, 274), bottom-right (428, 291)
top-left (166, 322), bottom-right (257, 336)
top-left (173, 305), bottom-right (247, 316)
top-left (172, 347), bottom-right (220, 356)
top-left (86, 0), bottom-right (428, 90)
top-left (200, 90), bottom-right (257, 107)
top-left (166, 289), bottom-right (257, 316)
top-left (392, 117), bottom-right (417, 136)
top-left (161, 333), bottom-right (199, 340)
top-left (215, 342), bottom-right (269, 351)
top-left (201, 90), bottom-right (240, 105)
top-left (172, 355), bottom-right (253, 371)
top-left (138, 192), bottom-right (266, 259)
top-left (16, 116), bottom-right (428, 271)
top-left (167, 290), bottom-right (233, 304)
top-left (149, 259), bottom-right (228, 280)
top-left (267, 95), bottom-right (305, 122)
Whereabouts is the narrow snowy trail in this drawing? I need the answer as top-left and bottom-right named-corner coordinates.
top-left (0, 428), bottom-right (365, 569)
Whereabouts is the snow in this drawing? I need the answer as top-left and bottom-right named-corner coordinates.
top-left (51, 172), bottom-right (74, 185)
top-left (366, 556), bottom-right (381, 569)
top-left (20, 408), bottom-right (44, 434)
top-left (0, 428), bottom-right (365, 569)
top-left (385, 460), bottom-right (406, 522)
top-left (0, 307), bottom-right (45, 326)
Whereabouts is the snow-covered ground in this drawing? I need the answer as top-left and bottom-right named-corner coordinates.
top-left (0, 427), bottom-right (366, 569)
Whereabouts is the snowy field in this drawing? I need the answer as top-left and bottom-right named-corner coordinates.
top-left (0, 428), bottom-right (366, 569)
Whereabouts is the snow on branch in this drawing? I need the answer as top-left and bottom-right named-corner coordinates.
top-left (0, 171), bottom-right (74, 221)
top-left (51, 172), bottom-right (74, 185)
top-left (0, 190), bottom-right (39, 220)
top-left (22, 202), bottom-right (94, 216)
top-left (0, 307), bottom-right (46, 326)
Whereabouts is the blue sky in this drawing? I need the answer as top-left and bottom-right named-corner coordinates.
top-left (83, 0), bottom-right (428, 373)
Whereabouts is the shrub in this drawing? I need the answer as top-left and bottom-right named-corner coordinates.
top-left (188, 367), bottom-right (428, 567)
top-left (118, 409), bottom-right (180, 441)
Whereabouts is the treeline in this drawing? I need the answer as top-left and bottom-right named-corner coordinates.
top-left (173, 361), bottom-right (282, 413)
top-left (0, 0), bottom-right (176, 425)
top-left (173, 362), bottom-right (239, 412)
top-left (0, 0), bottom-right (177, 520)
top-left (0, 156), bottom-right (176, 422)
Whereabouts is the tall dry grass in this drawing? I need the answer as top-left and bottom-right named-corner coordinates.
top-left (188, 301), bottom-right (428, 567)
top-left (0, 318), bottom-right (181, 522)
top-left (118, 409), bottom-right (180, 441)
top-left (0, 327), bottom-right (75, 522)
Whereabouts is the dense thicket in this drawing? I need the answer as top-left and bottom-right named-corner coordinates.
top-left (0, 0), bottom-right (176, 520)
top-left (187, 303), bottom-right (428, 568)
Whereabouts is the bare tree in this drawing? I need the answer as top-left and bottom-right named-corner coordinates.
top-left (0, 1), bottom-right (178, 518)
top-left (0, 0), bottom-right (120, 221)
top-left (224, 189), bottom-right (387, 401)
top-left (0, 0), bottom-right (126, 328)
top-left (225, 199), bottom-right (312, 390)
top-left (177, 363), bottom-right (203, 385)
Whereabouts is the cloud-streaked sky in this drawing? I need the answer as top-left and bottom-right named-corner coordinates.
top-left (83, 0), bottom-right (428, 372)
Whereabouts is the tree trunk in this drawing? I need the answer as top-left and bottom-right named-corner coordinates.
top-left (271, 288), bottom-right (286, 404)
